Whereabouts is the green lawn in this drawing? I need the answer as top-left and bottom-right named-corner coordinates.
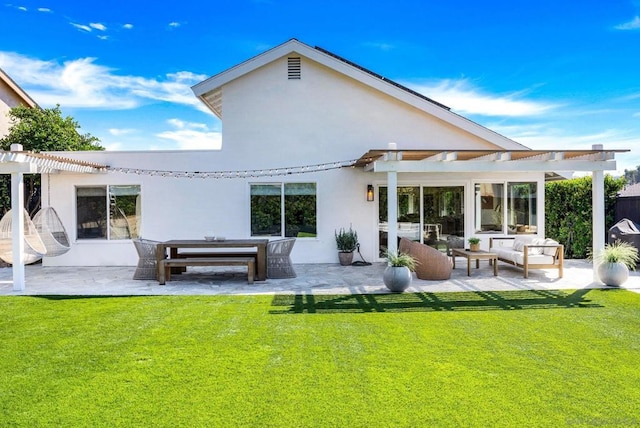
top-left (1, 289), bottom-right (639, 427)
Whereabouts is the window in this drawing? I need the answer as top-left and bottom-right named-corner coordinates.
top-left (378, 186), bottom-right (464, 255)
top-left (250, 183), bottom-right (316, 237)
top-left (474, 183), bottom-right (504, 233)
top-left (76, 185), bottom-right (141, 240)
top-left (507, 182), bottom-right (537, 235)
top-left (474, 182), bottom-right (537, 234)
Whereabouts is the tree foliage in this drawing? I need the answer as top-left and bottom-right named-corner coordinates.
top-left (623, 165), bottom-right (640, 185)
top-left (0, 105), bottom-right (103, 151)
top-left (0, 105), bottom-right (103, 215)
top-left (545, 175), bottom-right (626, 258)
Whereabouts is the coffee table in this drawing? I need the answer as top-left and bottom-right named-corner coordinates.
top-left (451, 248), bottom-right (498, 276)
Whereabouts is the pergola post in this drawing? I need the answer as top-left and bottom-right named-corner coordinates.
top-left (386, 143), bottom-right (399, 257)
top-left (10, 145), bottom-right (25, 291)
top-left (592, 146), bottom-right (605, 283)
top-left (387, 170), bottom-right (398, 256)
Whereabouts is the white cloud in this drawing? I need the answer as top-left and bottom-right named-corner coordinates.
top-left (123, 23), bottom-right (133, 29)
top-left (168, 22), bottom-right (181, 28)
top-left (406, 79), bottom-right (557, 117)
top-left (492, 126), bottom-right (632, 149)
top-left (71, 22), bottom-right (92, 32)
top-left (156, 120), bottom-right (221, 150)
top-left (615, 16), bottom-right (640, 30)
top-left (17, 6), bottom-right (27, 11)
top-left (90, 22), bottom-right (107, 31)
top-left (108, 128), bottom-right (136, 136)
top-left (363, 42), bottom-right (395, 51)
top-left (37, 8), bottom-right (51, 13)
top-left (0, 51), bottom-right (210, 111)
top-left (488, 124), bottom-right (640, 175)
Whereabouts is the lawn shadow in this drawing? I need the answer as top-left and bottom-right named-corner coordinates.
top-left (31, 295), bottom-right (148, 300)
top-left (270, 288), bottom-right (603, 314)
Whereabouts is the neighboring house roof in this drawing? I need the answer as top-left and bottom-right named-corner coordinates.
top-left (0, 68), bottom-right (37, 108)
top-left (192, 38), bottom-right (529, 151)
top-left (618, 182), bottom-right (640, 197)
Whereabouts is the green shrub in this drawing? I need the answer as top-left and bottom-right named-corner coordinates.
top-left (545, 175), bottom-right (625, 258)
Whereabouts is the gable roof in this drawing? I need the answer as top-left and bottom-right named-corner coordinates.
top-left (192, 38), bottom-right (529, 151)
top-left (0, 68), bottom-right (37, 108)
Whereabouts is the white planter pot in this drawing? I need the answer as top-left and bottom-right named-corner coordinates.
top-left (383, 266), bottom-right (412, 292)
top-left (598, 262), bottom-right (629, 286)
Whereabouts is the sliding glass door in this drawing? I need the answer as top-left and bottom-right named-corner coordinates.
top-left (378, 185), bottom-right (464, 256)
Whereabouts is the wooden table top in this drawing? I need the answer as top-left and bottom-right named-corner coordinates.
top-left (161, 239), bottom-right (269, 247)
top-left (451, 248), bottom-right (497, 257)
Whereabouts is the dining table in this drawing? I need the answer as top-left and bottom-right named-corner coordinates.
top-left (156, 238), bottom-right (269, 281)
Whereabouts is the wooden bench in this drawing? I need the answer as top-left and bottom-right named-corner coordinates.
top-left (158, 256), bottom-right (255, 285)
top-left (170, 251), bottom-right (257, 274)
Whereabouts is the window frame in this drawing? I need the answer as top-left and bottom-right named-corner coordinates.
top-left (249, 182), bottom-right (317, 238)
top-left (75, 184), bottom-right (141, 241)
top-left (473, 180), bottom-right (538, 235)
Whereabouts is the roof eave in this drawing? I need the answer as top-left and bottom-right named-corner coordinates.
top-left (192, 39), bottom-right (528, 150)
top-left (0, 68), bottom-right (38, 108)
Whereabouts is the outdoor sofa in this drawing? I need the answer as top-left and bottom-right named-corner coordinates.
top-left (489, 235), bottom-right (564, 278)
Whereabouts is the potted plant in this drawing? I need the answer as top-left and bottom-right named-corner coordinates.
top-left (593, 241), bottom-right (639, 286)
top-left (468, 237), bottom-right (481, 252)
top-left (383, 250), bottom-right (417, 292)
top-left (335, 226), bottom-right (358, 266)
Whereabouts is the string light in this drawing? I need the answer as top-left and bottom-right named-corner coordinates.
top-left (107, 159), bottom-right (358, 179)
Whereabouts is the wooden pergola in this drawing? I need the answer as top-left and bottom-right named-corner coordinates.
top-left (356, 145), bottom-right (629, 282)
top-left (0, 145), bottom-right (107, 291)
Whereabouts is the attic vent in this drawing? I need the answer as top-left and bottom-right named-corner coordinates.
top-left (287, 57), bottom-right (301, 79)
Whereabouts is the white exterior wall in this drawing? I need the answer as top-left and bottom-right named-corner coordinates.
top-left (0, 79), bottom-right (25, 138)
top-left (43, 53), bottom-right (545, 267)
top-left (44, 150), bottom-right (545, 266)
top-left (221, 56), bottom-right (503, 166)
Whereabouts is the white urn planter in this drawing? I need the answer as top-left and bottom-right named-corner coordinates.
top-left (598, 262), bottom-right (629, 287)
top-left (383, 266), bottom-right (412, 292)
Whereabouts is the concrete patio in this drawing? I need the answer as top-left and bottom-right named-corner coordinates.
top-left (1, 259), bottom-right (639, 296)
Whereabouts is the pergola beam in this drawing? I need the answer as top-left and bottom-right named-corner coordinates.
top-left (371, 159), bottom-right (617, 173)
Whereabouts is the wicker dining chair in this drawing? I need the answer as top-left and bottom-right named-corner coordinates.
top-left (132, 238), bottom-right (160, 280)
top-left (267, 238), bottom-right (296, 279)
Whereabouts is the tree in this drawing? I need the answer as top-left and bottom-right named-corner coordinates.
top-left (0, 105), bottom-right (103, 215)
top-left (1, 105), bottom-right (103, 152)
top-left (623, 165), bottom-right (640, 185)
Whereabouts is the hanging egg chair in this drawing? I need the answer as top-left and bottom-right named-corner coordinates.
top-left (0, 208), bottom-right (47, 264)
top-left (32, 207), bottom-right (71, 257)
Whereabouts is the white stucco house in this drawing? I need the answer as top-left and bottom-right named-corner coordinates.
top-left (1, 68), bottom-right (37, 138)
top-left (14, 39), bottom-right (621, 275)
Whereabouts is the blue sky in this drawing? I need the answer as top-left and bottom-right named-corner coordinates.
top-left (1, 0), bottom-right (639, 174)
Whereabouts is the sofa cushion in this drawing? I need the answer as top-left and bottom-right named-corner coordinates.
top-left (513, 236), bottom-right (542, 254)
top-left (543, 239), bottom-right (560, 256)
top-left (530, 238), bottom-right (547, 255)
top-left (512, 252), bottom-right (556, 265)
top-left (512, 239), bottom-right (525, 252)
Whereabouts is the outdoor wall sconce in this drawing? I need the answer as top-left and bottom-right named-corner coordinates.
top-left (367, 185), bottom-right (374, 202)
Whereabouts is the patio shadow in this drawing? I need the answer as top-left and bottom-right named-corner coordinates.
top-left (270, 289), bottom-right (602, 314)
